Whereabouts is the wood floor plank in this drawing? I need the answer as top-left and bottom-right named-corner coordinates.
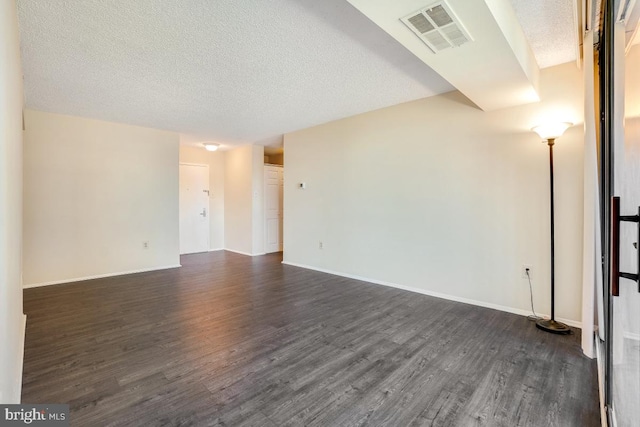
top-left (22, 251), bottom-right (600, 426)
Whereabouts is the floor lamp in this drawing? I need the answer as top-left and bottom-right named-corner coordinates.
top-left (532, 122), bottom-right (572, 335)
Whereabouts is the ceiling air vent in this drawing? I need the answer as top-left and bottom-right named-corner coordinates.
top-left (401, 1), bottom-right (473, 53)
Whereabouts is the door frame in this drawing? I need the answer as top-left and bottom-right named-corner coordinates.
top-left (179, 162), bottom-right (210, 254)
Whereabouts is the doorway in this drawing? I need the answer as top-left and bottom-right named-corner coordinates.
top-left (264, 165), bottom-right (283, 253)
top-left (179, 163), bottom-right (210, 254)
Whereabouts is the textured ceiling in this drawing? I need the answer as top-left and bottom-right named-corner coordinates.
top-left (16, 0), bottom-right (454, 147)
top-left (17, 0), bottom-right (578, 147)
top-left (509, 0), bottom-right (577, 68)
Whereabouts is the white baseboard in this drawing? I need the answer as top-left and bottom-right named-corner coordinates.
top-left (223, 248), bottom-right (266, 257)
top-left (17, 314), bottom-right (26, 403)
top-left (281, 261), bottom-right (582, 329)
top-left (23, 264), bottom-right (182, 289)
top-left (556, 317), bottom-right (583, 329)
top-left (209, 248), bottom-right (224, 252)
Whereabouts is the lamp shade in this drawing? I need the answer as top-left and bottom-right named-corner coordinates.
top-left (204, 143), bottom-right (220, 152)
top-left (531, 122), bottom-right (572, 140)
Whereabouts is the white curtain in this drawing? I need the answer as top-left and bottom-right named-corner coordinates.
top-left (582, 22), bottom-right (628, 357)
top-left (581, 30), bottom-right (601, 358)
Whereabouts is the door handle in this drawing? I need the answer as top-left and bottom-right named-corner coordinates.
top-left (611, 197), bottom-right (640, 296)
top-left (200, 208), bottom-right (207, 218)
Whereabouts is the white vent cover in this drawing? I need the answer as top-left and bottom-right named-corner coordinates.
top-left (401, 2), bottom-right (473, 53)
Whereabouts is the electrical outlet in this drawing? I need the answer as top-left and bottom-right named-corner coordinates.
top-left (521, 264), bottom-right (533, 279)
top-left (143, 241), bottom-right (149, 249)
top-left (319, 241), bottom-right (323, 249)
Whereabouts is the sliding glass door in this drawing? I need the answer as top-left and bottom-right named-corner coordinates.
top-left (600, 0), bottom-right (640, 424)
top-left (610, 64), bottom-right (640, 427)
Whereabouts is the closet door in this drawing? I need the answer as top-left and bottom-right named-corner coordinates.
top-left (264, 165), bottom-right (283, 253)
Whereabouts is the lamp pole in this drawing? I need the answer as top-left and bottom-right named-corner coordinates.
top-left (536, 137), bottom-right (570, 334)
top-left (548, 138), bottom-right (556, 321)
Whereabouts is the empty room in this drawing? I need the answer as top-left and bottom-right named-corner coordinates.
top-left (1, 0), bottom-right (639, 426)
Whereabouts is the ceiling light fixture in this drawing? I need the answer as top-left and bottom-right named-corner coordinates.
top-left (203, 143), bottom-right (220, 152)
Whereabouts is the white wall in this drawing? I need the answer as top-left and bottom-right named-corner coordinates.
top-left (224, 145), bottom-right (254, 254)
top-left (251, 145), bottom-right (265, 255)
top-left (224, 144), bottom-right (264, 255)
top-left (626, 44), bottom-right (640, 119)
top-left (179, 146), bottom-right (225, 250)
top-left (284, 61), bottom-right (585, 324)
top-left (0, 0), bottom-right (25, 403)
top-left (23, 110), bottom-right (180, 286)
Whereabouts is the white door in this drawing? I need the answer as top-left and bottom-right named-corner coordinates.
top-left (264, 165), bottom-right (283, 253)
top-left (179, 164), bottom-right (209, 254)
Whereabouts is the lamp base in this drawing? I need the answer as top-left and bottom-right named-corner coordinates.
top-left (536, 318), bottom-right (571, 335)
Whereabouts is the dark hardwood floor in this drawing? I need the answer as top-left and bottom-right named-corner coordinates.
top-left (22, 251), bottom-right (600, 426)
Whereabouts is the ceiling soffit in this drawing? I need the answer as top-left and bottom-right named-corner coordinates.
top-left (347, 0), bottom-right (542, 111)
